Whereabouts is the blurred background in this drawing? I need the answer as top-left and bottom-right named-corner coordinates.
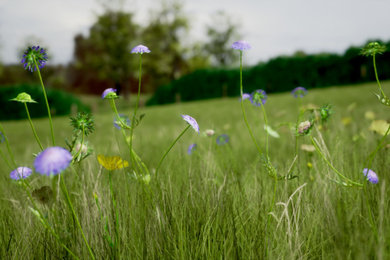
top-left (1, 0), bottom-right (390, 119)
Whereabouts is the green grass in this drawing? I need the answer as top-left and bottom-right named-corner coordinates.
top-left (1, 81), bottom-right (390, 259)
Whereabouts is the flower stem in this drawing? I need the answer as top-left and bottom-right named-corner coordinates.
top-left (239, 51), bottom-right (263, 155)
top-left (155, 125), bottom-right (190, 176)
top-left (311, 136), bottom-right (362, 187)
top-left (72, 125), bottom-right (85, 162)
top-left (33, 57), bottom-right (55, 146)
top-left (60, 174), bottom-right (95, 259)
top-left (109, 171), bottom-right (120, 257)
top-left (261, 104), bottom-right (269, 158)
top-left (130, 54), bottom-right (143, 166)
top-left (20, 179), bottom-right (80, 259)
top-left (373, 54), bottom-right (385, 97)
top-left (24, 103), bottom-right (43, 151)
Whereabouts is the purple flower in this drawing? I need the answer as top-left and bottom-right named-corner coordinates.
top-left (10, 167), bottom-right (32, 180)
top-left (363, 168), bottom-right (379, 184)
top-left (114, 114), bottom-right (131, 129)
top-left (21, 46), bottom-right (48, 72)
top-left (131, 45), bottom-right (151, 54)
top-left (216, 134), bottom-right (229, 145)
top-left (241, 93), bottom-right (251, 101)
top-left (34, 147), bottom-right (73, 176)
top-left (231, 41), bottom-right (251, 51)
top-left (250, 89), bottom-right (267, 106)
top-left (102, 88), bottom-right (117, 99)
top-left (187, 143), bottom-right (197, 155)
top-left (0, 131), bottom-right (4, 143)
top-left (291, 86), bottom-right (308, 98)
top-left (181, 115), bottom-right (199, 133)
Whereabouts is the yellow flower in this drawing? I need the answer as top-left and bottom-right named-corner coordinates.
top-left (97, 154), bottom-right (129, 171)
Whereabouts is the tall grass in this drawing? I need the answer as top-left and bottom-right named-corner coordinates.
top-left (1, 81), bottom-right (390, 259)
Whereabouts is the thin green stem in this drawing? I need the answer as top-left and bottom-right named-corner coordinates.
top-left (373, 55), bottom-right (385, 97)
top-left (130, 54), bottom-right (143, 166)
top-left (0, 123), bottom-right (16, 167)
top-left (109, 172), bottom-right (120, 258)
top-left (24, 103), bottom-right (43, 151)
top-left (73, 126), bottom-right (85, 162)
top-left (261, 104), bottom-right (269, 158)
top-left (60, 174), bottom-right (95, 259)
top-left (364, 124), bottom-right (390, 169)
top-left (239, 51), bottom-right (263, 155)
top-left (264, 176), bottom-right (278, 258)
top-left (155, 125), bottom-right (190, 176)
top-left (311, 136), bottom-right (362, 187)
top-left (0, 147), bottom-right (12, 169)
top-left (33, 57), bottom-right (55, 146)
top-left (20, 179), bottom-right (79, 259)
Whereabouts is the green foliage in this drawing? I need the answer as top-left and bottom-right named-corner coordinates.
top-left (0, 84), bottom-right (90, 120)
top-left (148, 40), bottom-right (390, 105)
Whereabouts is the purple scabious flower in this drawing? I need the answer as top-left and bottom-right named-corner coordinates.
top-left (21, 46), bottom-right (48, 72)
top-left (0, 131), bottom-right (4, 143)
top-left (241, 93), bottom-right (251, 101)
top-left (131, 45), bottom-right (151, 54)
top-left (216, 134), bottom-right (229, 145)
top-left (114, 114), bottom-right (131, 129)
top-left (187, 143), bottom-right (197, 155)
top-left (102, 88), bottom-right (117, 99)
top-left (10, 167), bottom-right (33, 180)
top-left (34, 147), bottom-right (73, 176)
top-left (291, 86), bottom-right (308, 98)
top-left (231, 41), bottom-right (251, 51)
top-left (363, 168), bottom-right (379, 184)
top-left (250, 89), bottom-right (267, 106)
top-left (181, 115), bottom-right (199, 133)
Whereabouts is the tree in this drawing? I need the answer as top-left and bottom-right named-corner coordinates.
top-left (141, 0), bottom-right (191, 91)
top-left (204, 11), bottom-right (241, 67)
top-left (71, 11), bottom-right (138, 95)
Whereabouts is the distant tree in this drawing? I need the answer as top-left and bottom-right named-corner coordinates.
top-left (204, 11), bottom-right (241, 67)
top-left (141, 0), bottom-right (191, 91)
top-left (71, 10), bottom-right (138, 95)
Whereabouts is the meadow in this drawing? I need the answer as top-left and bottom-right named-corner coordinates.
top-left (1, 78), bottom-right (390, 259)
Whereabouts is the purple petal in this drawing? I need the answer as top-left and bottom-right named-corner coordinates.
top-left (231, 41), bottom-right (251, 51)
top-left (181, 115), bottom-right (199, 133)
top-left (131, 45), bottom-right (151, 54)
top-left (34, 147), bottom-right (72, 176)
top-left (10, 167), bottom-right (32, 180)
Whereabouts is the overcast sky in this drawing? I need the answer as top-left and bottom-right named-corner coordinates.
top-left (1, 0), bottom-right (390, 65)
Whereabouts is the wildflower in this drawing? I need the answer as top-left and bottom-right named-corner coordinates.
top-left (204, 129), bottom-right (215, 137)
top-left (74, 142), bottom-right (88, 155)
top-left (34, 147), bottom-right (73, 176)
top-left (291, 86), bottom-right (308, 98)
top-left (216, 134), bottom-right (229, 145)
top-left (241, 93), bottom-right (251, 101)
top-left (231, 41), bottom-right (251, 51)
top-left (369, 120), bottom-right (390, 136)
top-left (114, 114), bottom-right (131, 130)
top-left (360, 42), bottom-right (386, 57)
top-left (0, 131), bottom-right (4, 143)
top-left (250, 89), bottom-right (267, 106)
top-left (97, 154), bottom-right (129, 171)
top-left (181, 115), bottom-right (200, 133)
top-left (70, 112), bottom-right (95, 136)
top-left (10, 92), bottom-right (37, 103)
top-left (187, 143), bottom-right (197, 155)
top-left (319, 104), bottom-right (333, 123)
top-left (131, 45), bottom-right (151, 54)
top-left (300, 144), bottom-right (316, 152)
top-left (297, 120), bottom-right (313, 136)
top-left (21, 46), bottom-right (48, 72)
top-left (363, 168), bottom-right (378, 184)
top-left (102, 88), bottom-right (118, 99)
top-left (10, 167), bottom-right (32, 180)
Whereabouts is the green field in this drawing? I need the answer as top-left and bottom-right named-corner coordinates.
top-left (1, 81), bottom-right (390, 259)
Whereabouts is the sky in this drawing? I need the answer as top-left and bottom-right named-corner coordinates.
top-left (1, 0), bottom-right (390, 65)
